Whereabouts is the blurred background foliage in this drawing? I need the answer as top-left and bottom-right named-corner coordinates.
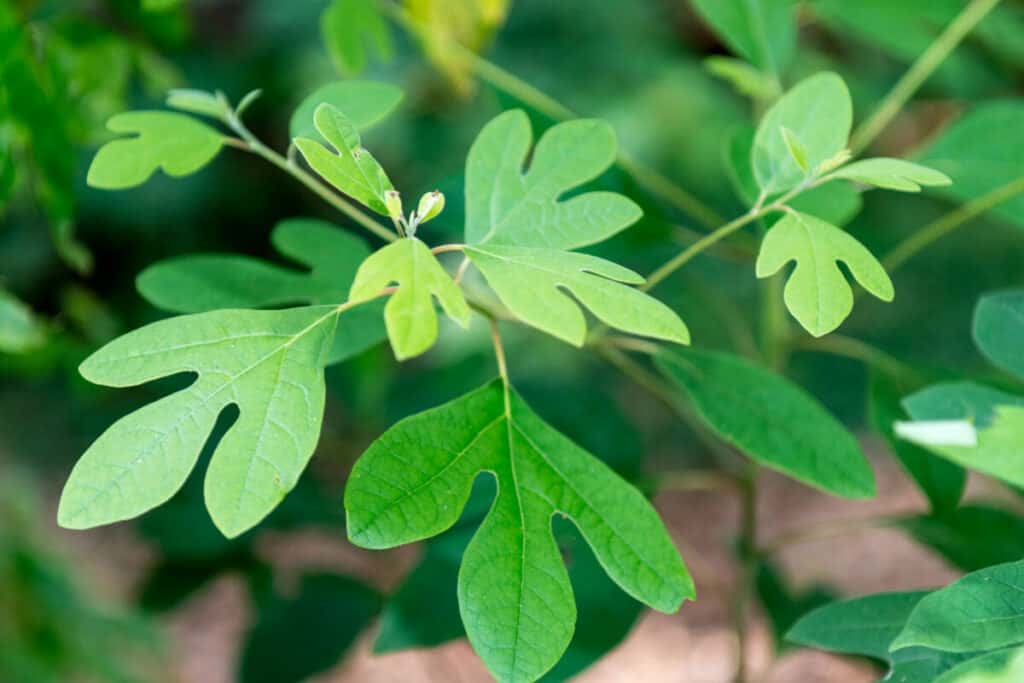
top-left (1, 0), bottom-right (1022, 680)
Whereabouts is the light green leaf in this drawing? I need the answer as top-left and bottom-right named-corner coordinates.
top-left (465, 244), bottom-right (689, 346)
top-left (691, 0), bottom-right (796, 76)
top-left (656, 349), bottom-right (875, 498)
top-left (0, 289), bottom-right (46, 353)
top-left (936, 648), bottom-right (1024, 683)
top-left (464, 110), bottom-right (641, 249)
top-left (295, 104), bottom-right (394, 215)
top-left (974, 290), bottom-right (1024, 381)
top-left (919, 102), bottom-right (1024, 230)
top-left (893, 560), bottom-right (1024, 653)
top-left (831, 158), bottom-right (952, 192)
top-left (349, 237), bottom-right (470, 360)
top-left (289, 80), bottom-right (403, 141)
top-left (166, 89), bottom-right (226, 119)
top-left (58, 306), bottom-right (342, 538)
top-left (320, 0), bottom-right (392, 76)
top-left (704, 56), bottom-right (781, 101)
top-left (87, 111), bottom-right (225, 190)
top-left (787, 590), bottom-right (929, 660)
top-left (900, 505), bottom-right (1024, 572)
top-left (756, 210), bottom-right (893, 337)
top-left (753, 73), bottom-right (852, 194)
top-left (780, 126), bottom-right (809, 172)
top-left (137, 219), bottom-right (386, 364)
top-left (345, 380), bottom-right (693, 683)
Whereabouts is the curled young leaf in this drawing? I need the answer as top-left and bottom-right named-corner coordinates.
top-left (755, 211), bottom-right (893, 337)
top-left (831, 158), bottom-right (952, 192)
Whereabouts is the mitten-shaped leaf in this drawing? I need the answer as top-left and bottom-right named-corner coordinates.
top-left (295, 104), bottom-right (394, 214)
top-left (464, 109), bottom-right (641, 249)
top-left (465, 245), bottom-right (689, 346)
top-left (756, 211), bottom-right (893, 336)
top-left (58, 306), bottom-right (341, 538)
top-left (87, 111), bottom-right (225, 189)
top-left (657, 349), bottom-right (875, 498)
top-left (831, 158), bottom-right (952, 192)
top-left (345, 380), bottom-right (693, 683)
top-left (753, 72), bottom-right (851, 194)
top-left (349, 238), bottom-right (470, 360)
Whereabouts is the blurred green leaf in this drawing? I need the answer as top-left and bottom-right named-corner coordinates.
top-left (755, 561), bottom-right (835, 653)
top-left (0, 289), bottom-right (46, 353)
top-left (973, 290), bottom-right (1024, 381)
top-left (705, 57), bottom-right (781, 101)
top-left (690, 0), bottom-right (795, 77)
top-left (900, 505), bottom-right (1024, 572)
top-left (936, 648), bottom-right (1024, 683)
top-left (320, 0), bottom-right (392, 76)
top-left (166, 89), bottom-right (226, 119)
top-left (289, 80), bottom-right (403, 140)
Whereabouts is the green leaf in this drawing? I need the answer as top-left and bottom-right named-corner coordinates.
top-left (900, 505), bottom-right (1024, 572)
top-left (295, 104), bottom-right (394, 215)
top-left (974, 290), bottom-right (1024, 381)
top-left (58, 306), bottom-right (343, 538)
top-left (137, 219), bottom-right (387, 364)
top-left (704, 57), bottom-right (781, 101)
top-left (919, 102), bottom-right (1024, 230)
top-left (831, 158), bottom-right (952, 192)
top-left (241, 574), bottom-right (380, 683)
top-left (289, 80), bottom-right (403, 141)
top-left (464, 110), bottom-right (641, 249)
top-left (755, 561), bottom-right (835, 653)
top-left (690, 0), bottom-right (796, 76)
top-left (756, 211), bottom-right (893, 337)
top-left (0, 289), bottom-right (46, 353)
top-left (345, 380), bottom-right (693, 683)
top-left (349, 237), bottom-right (470, 360)
top-left (780, 126), bottom-right (809, 172)
top-left (753, 73), bottom-right (852, 194)
top-left (869, 370), bottom-right (965, 512)
top-left (320, 0), bottom-right (392, 76)
top-left (787, 590), bottom-right (929, 661)
top-left (465, 245), bottom-right (689, 347)
top-left (166, 89), bottom-right (226, 119)
top-left (892, 560), bottom-right (1024, 653)
top-left (936, 648), bottom-right (1024, 683)
top-left (87, 111), bottom-right (225, 190)
top-left (656, 349), bottom-right (875, 498)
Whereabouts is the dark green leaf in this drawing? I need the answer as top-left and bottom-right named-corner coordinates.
top-left (974, 290), bottom-right (1024, 381)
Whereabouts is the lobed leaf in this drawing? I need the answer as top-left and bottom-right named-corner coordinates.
top-left (295, 104), bottom-right (394, 215)
top-left (752, 72), bottom-right (852, 194)
top-left (87, 111), bottom-right (225, 190)
top-left (973, 290), bottom-right (1024, 381)
top-left (345, 380), bottom-right (693, 683)
top-left (756, 211), bottom-right (893, 336)
top-left (831, 157), bottom-right (952, 192)
top-left (656, 349), bottom-right (875, 499)
top-left (465, 244), bottom-right (689, 347)
top-left (349, 237), bottom-right (470, 360)
top-left (58, 306), bottom-right (343, 538)
top-left (289, 80), bottom-right (403, 141)
top-left (464, 110), bottom-right (641, 250)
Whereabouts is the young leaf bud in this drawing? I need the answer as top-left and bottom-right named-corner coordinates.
top-left (416, 191), bottom-right (445, 225)
top-left (385, 191), bottom-right (404, 224)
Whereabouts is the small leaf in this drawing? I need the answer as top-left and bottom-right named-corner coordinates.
top-left (295, 104), bottom-right (394, 215)
top-left (900, 505), bottom-right (1024, 572)
top-left (691, 0), bottom-right (796, 76)
top-left (289, 80), bottom-right (403, 140)
top-left (166, 89), bottom-right (226, 119)
top-left (349, 238), bottom-right (470, 360)
top-left (465, 244), bottom-right (689, 346)
top-left (345, 380), bottom-right (693, 683)
top-left (58, 306), bottom-right (343, 537)
top-left (753, 72), bottom-right (852, 194)
top-left (656, 349), bottom-right (875, 499)
top-left (974, 290), bottom-right (1024, 381)
top-left (780, 126), bottom-right (809, 172)
top-left (831, 158), bottom-right (952, 192)
top-left (0, 288), bottom-right (46, 353)
top-left (704, 56), bottom-right (781, 101)
top-left (320, 0), bottom-right (392, 75)
top-left (137, 219), bottom-right (386, 364)
top-left (756, 210), bottom-right (893, 337)
top-left (465, 110), bottom-right (641, 249)
top-left (87, 111), bottom-right (225, 189)
top-left (892, 560), bottom-right (1024, 654)
top-left (787, 590), bottom-right (929, 661)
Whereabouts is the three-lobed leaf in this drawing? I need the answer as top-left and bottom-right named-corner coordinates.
top-left (87, 111), bottom-right (225, 189)
top-left (465, 244), bottom-right (689, 347)
top-left (58, 306), bottom-right (343, 538)
top-left (656, 349), bottom-right (875, 498)
top-left (756, 210), bottom-right (893, 336)
top-left (295, 104), bottom-right (394, 215)
top-left (349, 237), bottom-right (470, 360)
top-left (464, 109), bottom-right (641, 249)
top-left (345, 380), bottom-right (693, 683)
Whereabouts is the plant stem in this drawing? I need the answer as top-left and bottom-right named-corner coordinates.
top-left (224, 112), bottom-right (399, 243)
top-left (732, 466), bottom-right (758, 683)
top-left (379, 0), bottom-right (725, 230)
top-left (489, 318), bottom-right (508, 382)
top-left (883, 175), bottom-right (1024, 271)
top-left (849, 0), bottom-right (1004, 154)
top-left (794, 333), bottom-right (912, 376)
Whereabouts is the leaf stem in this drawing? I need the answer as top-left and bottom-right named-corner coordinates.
top-left (849, 0), bottom-right (1004, 154)
top-left (793, 333), bottom-right (913, 376)
top-left (732, 465), bottom-right (758, 683)
top-left (882, 175), bottom-right (1024, 271)
top-left (489, 317), bottom-right (509, 383)
top-left (431, 243), bottom-right (466, 254)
